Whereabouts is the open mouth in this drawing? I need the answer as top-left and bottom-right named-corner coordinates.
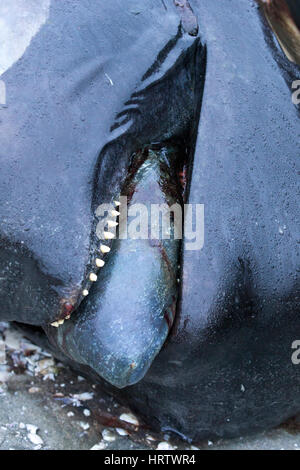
top-left (45, 34), bottom-right (206, 388)
top-left (50, 141), bottom-right (188, 327)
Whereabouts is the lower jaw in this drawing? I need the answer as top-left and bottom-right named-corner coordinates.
top-left (45, 140), bottom-right (190, 387)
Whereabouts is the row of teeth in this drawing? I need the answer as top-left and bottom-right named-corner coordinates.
top-left (51, 201), bottom-right (121, 328)
top-left (51, 316), bottom-right (71, 328)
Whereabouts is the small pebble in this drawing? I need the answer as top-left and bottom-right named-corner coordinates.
top-left (119, 412), bottom-right (139, 427)
top-left (157, 441), bottom-right (176, 450)
top-left (28, 430), bottom-right (43, 446)
top-left (102, 429), bottom-right (116, 442)
top-left (91, 441), bottom-right (106, 450)
top-left (28, 434), bottom-right (43, 445)
top-left (116, 427), bottom-right (129, 436)
top-left (72, 392), bottom-right (93, 401)
top-left (79, 421), bottom-right (89, 431)
top-left (26, 424), bottom-right (38, 434)
top-left (28, 387), bottom-right (40, 394)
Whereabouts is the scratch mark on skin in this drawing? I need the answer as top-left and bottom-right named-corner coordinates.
top-left (161, 0), bottom-right (167, 11)
top-left (105, 73), bottom-right (114, 86)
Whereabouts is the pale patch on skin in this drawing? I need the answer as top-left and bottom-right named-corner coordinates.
top-left (0, 0), bottom-right (50, 76)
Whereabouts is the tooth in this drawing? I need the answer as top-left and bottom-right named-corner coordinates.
top-left (58, 319), bottom-right (64, 325)
top-left (114, 201), bottom-right (121, 206)
top-left (51, 322), bottom-right (59, 328)
top-left (82, 289), bottom-right (89, 296)
top-left (111, 210), bottom-right (120, 217)
top-left (104, 231), bottom-right (115, 240)
top-left (100, 244), bottom-right (111, 254)
top-left (89, 273), bottom-right (98, 282)
top-left (107, 220), bottom-right (118, 228)
top-left (96, 258), bottom-right (105, 268)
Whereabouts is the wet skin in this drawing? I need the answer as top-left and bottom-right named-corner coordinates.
top-left (0, 0), bottom-right (299, 441)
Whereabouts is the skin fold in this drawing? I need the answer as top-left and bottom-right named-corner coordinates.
top-left (0, 0), bottom-right (299, 441)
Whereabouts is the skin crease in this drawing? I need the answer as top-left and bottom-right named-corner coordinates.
top-left (0, 0), bottom-right (299, 441)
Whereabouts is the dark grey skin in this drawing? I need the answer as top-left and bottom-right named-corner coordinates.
top-left (0, 0), bottom-right (299, 441)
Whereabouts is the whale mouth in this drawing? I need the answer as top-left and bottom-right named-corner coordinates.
top-left (73, 141), bottom-right (189, 313)
top-left (44, 36), bottom-right (206, 388)
top-left (45, 141), bottom-right (192, 388)
top-left (50, 140), bottom-right (188, 327)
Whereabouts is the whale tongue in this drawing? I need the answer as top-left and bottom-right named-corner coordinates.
top-left (46, 144), bottom-right (183, 388)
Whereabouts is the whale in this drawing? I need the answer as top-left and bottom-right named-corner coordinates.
top-left (0, 0), bottom-right (299, 441)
